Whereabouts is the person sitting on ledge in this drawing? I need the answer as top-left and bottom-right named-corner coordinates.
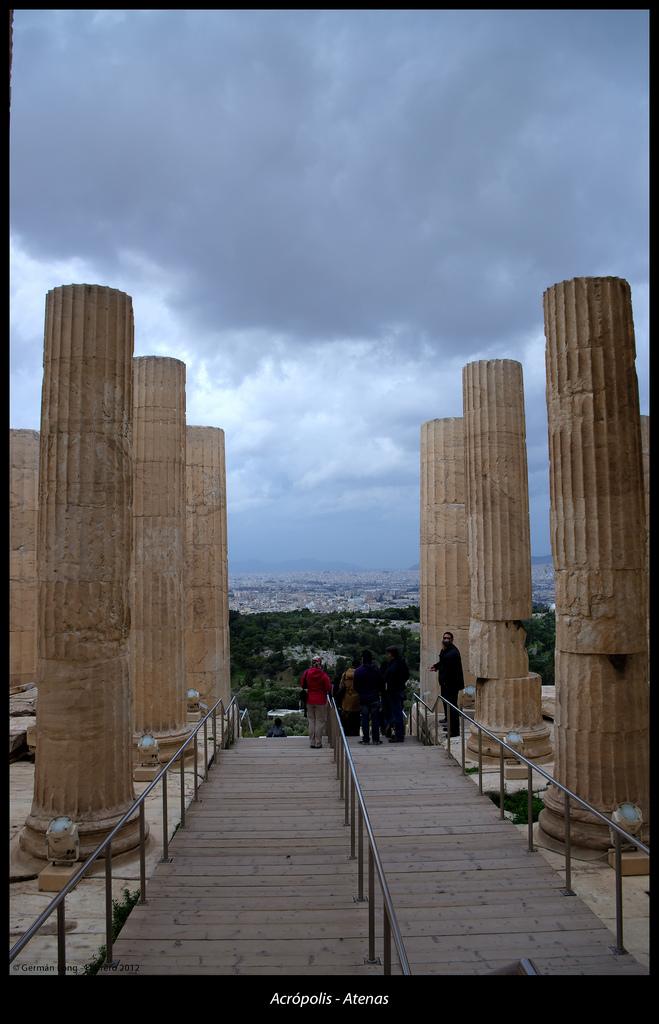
top-left (266, 717), bottom-right (287, 737)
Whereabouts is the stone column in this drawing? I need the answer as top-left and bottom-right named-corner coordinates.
top-left (420, 418), bottom-right (472, 707)
top-left (21, 284), bottom-right (140, 859)
top-left (539, 277), bottom-right (649, 848)
top-left (185, 426), bottom-right (231, 708)
top-left (132, 356), bottom-right (192, 760)
top-left (641, 415), bottom-right (649, 679)
top-left (463, 359), bottom-right (551, 760)
top-left (10, 429), bottom-right (39, 691)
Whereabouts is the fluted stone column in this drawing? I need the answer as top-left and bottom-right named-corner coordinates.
top-left (21, 285), bottom-right (140, 859)
top-left (463, 360), bottom-right (551, 759)
top-left (420, 419), bottom-right (472, 707)
top-left (132, 356), bottom-right (192, 761)
top-left (539, 277), bottom-right (649, 849)
top-left (10, 429), bottom-right (39, 691)
top-left (186, 426), bottom-right (231, 708)
top-left (641, 415), bottom-right (649, 679)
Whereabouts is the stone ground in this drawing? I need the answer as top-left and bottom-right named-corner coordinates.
top-left (9, 728), bottom-right (649, 976)
top-left (10, 744), bottom-right (214, 977)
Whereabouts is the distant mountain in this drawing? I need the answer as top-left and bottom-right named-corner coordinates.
top-left (531, 555), bottom-right (553, 565)
top-left (230, 558), bottom-right (365, 573)
top-left (408, 563), bottom-right (420, 570)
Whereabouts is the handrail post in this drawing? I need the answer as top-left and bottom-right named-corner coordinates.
top-left (368, 845), bottom-right (376, 963)
top-left (212, 705), bottom-right (217, 759)
top-left (384, 909), bottom-right (391, 976)
top-left (193, 731), bottom-right (199, 801)
top-left (161, 769), bottom-right (169, 862)
top-left (613, 830), bottom-right (626, 954)
top-left (139, 802), bottom-right (147, 904)
top-left (357, 806), bottom-right (365, 901)
top-left (460, 712), bottom-right (466, 773)
top-left (435, 704), bottom-right (438, 746)
top-left (478, 728), bottom-right (483, 794)
top-left (220, 708), bottom-right (225, 750)
top-left (527, 765), bottom-right (534, 852)
top-left (203, 719), bottom-right (209, 781)
top-left (563, 791), bottom-right (574, 894)
top-left (180, 753), bottom-right (186, 829)
top-left (499, 745), bottom-right (505, 819)
top-left (424, 702), bottom-right (428, 744)
top-left (57, 901), bottom-right (66, 976)
top-left (350, 777), bottom-right (356, 858)
top-left (104, 843), bottom-right (113, 965)
top-left (344, 749), bottom-right (350, 825)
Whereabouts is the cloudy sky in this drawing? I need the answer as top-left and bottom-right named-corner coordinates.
top-left (10, 9), bottom-right (649, 570)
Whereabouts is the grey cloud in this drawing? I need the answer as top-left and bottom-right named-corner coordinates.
top-left (10, 11), bottom-right (648, 564)
top-left (11, 10), bottom-right (648, 354)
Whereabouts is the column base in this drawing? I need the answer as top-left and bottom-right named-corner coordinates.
top-left (133, 723), bottom-right (197, 764)
top-left (20, 805), bottom-right (143, 862)
top-left (539, 784), bottom-right (612, 850)
top-left (467, 721), bottom-right (552, 760)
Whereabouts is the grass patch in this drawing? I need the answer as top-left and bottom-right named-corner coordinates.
top-left (464, 766), bottom-right (479, 775)
top-left (82, 887), bottom-right (141, 975)
top-left (487, 789), bottom-right (544, 825)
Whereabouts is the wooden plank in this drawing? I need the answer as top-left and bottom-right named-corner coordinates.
top-left (109, 736), bottom-right (646, 977)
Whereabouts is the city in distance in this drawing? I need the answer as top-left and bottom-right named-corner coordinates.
top-left (228, 559), bottom-right (555, 615)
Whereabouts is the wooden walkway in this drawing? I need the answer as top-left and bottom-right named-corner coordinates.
top-left (348, 736), bottom-right (647, 975)
top-left (109, 736), bottom-right (646, 976)
top-left (109, 738), bottom-right (385, 975)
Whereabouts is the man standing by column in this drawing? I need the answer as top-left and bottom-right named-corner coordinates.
top-left (300, 656), bottom-right (332, 749)
top-left (429, 632), bottom-right (464, 738)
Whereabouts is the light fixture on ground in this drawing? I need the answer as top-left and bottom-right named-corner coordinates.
top-left (607, 803), bottom-right (648, 876)
top-left (38, 816), bottom-right (80, 893)
top-left (134, 732), bottom-right (161, 782)
top-left (504, 730), bottom-right (527, 780)
top-left (460, 684), bottom-right (477, 713)
top-left (186, 688), bottom-right (201, 722)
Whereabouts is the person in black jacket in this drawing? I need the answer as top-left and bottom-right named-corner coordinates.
top-left (383, 645), bottom-right (410, 743)
top-left (353, 650), bottom-right (384, 745)
top-left (429, 631), bottom-right (464, 738)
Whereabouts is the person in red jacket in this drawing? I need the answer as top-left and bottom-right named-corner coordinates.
top-left (300, 656), bottom-right (332, 749)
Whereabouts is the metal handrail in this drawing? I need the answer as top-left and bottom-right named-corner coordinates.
top-left (239, 707), bottom-right (254, 736)
top-left (411, 691), bottom-right (649, 956)
top-left (9, 694), bottom-right (240, 974)
top-left (327, 697), bottom-right (411, 976)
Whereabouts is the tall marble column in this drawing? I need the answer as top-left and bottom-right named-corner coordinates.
top-left (539, 277), bottom-right (649, 848)
top-left (21, 284), bottom-right (140, 859)
top-left (420, 418), bottom-right (472, 706)
top-left (10, 429), bottom-right (39, 691)
top-left (132, 356), bottom-right (192, 761)
top-left (185, 426), bottom-right (231, 708)
top-left (463, 360), bottom-right (551, 759)
top-left (641, 415), bottom-right (649, 679)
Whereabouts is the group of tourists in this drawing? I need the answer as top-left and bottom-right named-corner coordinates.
top-left (269, 632), bottom-right (465, 747)
top-left (335, 646), bottom-right (410, 744)
top-left (297, 646), bottom-right (411, 747)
